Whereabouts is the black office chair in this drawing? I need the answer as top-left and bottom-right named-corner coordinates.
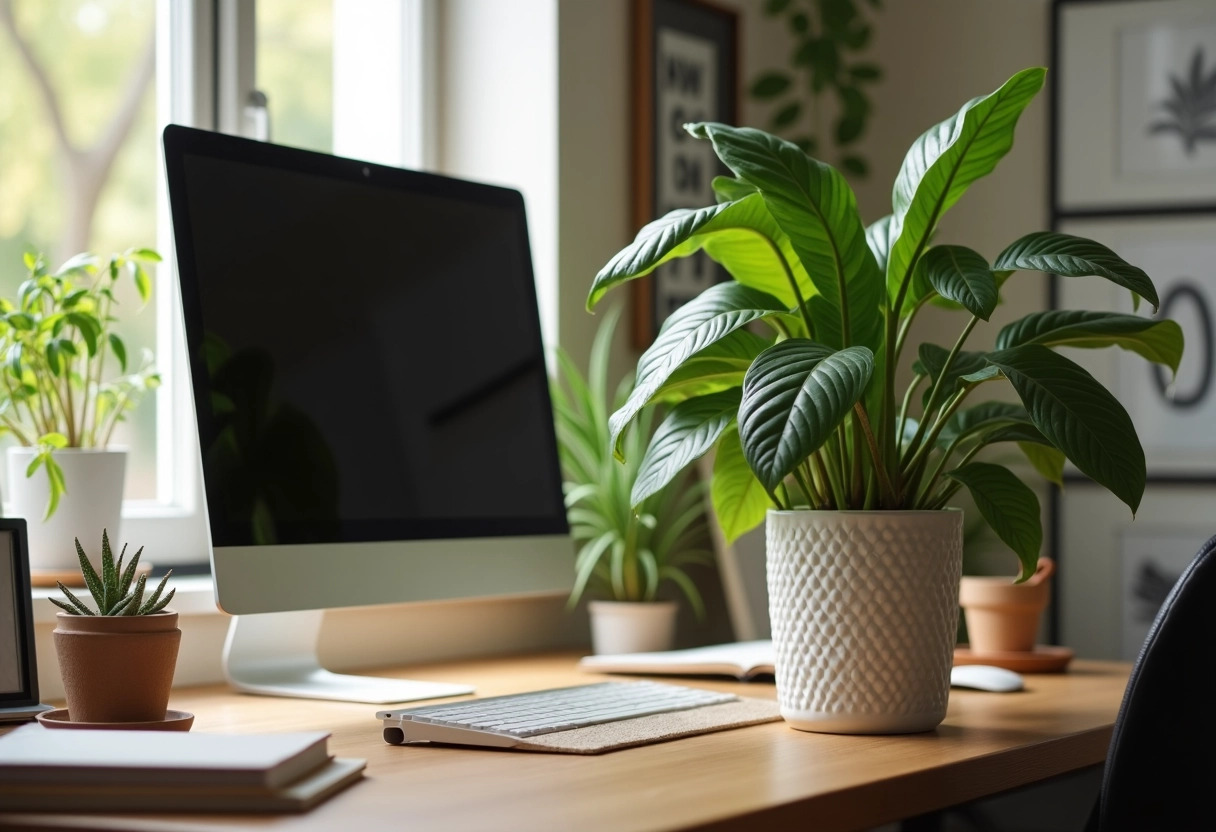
top-left (1086, 531), bottom-right (1216, 831)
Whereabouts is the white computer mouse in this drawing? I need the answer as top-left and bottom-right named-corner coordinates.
top-left (950, 664), bottom-right (1024, 692)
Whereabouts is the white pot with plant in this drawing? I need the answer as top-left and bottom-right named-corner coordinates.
top-left (586, 67), bottom-right (1181, 732)
top-left (551, 306), bottom-right (714, 655)
top-left (1, 249), bottom-right (160, 573)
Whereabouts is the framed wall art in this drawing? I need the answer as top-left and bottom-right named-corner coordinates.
top-left (630, 0), bottom-right (738, 348)
top-left (1055, 482), bottom-right (1216, 659)
top-left (1055, 0), bottom-right (1216, 213)
top-left (1054, 215), bottom-right (1216, 478)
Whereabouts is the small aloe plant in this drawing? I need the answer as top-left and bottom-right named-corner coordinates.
top-left (50, 529), bottom-right (175, 616)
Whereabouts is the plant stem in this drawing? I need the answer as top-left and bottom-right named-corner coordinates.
top-left (901, 315), bottom-right (979, 471)
top-left (897, 373), bottom-right (926, 452)
top-left (903, 387), bottom-right (972, 500)
top-left (765, 237), bottom-right (815, 339)
top-left (813, 450), bottom-right (844, 509)
top-left (853, 402), bottom-right (897, 506)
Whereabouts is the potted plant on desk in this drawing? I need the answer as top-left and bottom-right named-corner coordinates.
top-left (0, 249), bottom-right (160, 574)
top-left (585, 67), bottom-right (1182, 733)
top-left (48, 529), bottom-right (180, 725)
top-left (551, 306), bottom-right (715, 655)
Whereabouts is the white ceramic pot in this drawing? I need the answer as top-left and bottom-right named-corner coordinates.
top-left (588, 600), bottom-right (678, 655)
top-left (6, 447), bottom-right (127, 572)
top-left (766, 509), bottom-right (963, 734)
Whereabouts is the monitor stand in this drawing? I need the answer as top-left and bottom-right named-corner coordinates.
top-left (221, 611), bottom-right (475, 704)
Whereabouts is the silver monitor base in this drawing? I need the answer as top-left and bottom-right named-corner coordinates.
top-left (221, 610), bottom-right (474, 704)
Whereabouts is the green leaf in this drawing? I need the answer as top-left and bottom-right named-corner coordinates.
top-left (108, 333), bottom-right (128, 372)
top-left (710, 424), bottom-right (772, 543)
top-left (39, 432), bottom-right (68, 449)
top-left (43, 454), bottom-right (66, 520)
top-left (986, 344), bottom-right (1145, 514)
top-left (772, 102), bottom-right (802, 130)
top-left (850, 63), bottom-right (882, 81)
top-left (124, 247), bottom-right (161, 263)
top-left (738, 340), bottom-right (875, 491)
top-left (66, 312), bottom-right (100, 355)
top-left (752, 72), bottom-right (793, 99)
top-left (945, 462), bottom-right (1042, 582)
top-left (921, 245), bottom-right (998, 321)
top-left (865, 215), bottom-right (893, 274)
top-left (588, 193), bottom-right (813, 310)
top-left (686, 122), bottom-right (884, 354)
top-left (995, 310), bottom-right (1183, 377)
top-left (609, 283), bottom-right (789, 457)
top-left (993, 232), bottom-right (1160, 311)
top-left (887, 68), bottom-right (1046, 303)
top-left (840, 155), bottom-right (868, 177)
top-left (632, 388), bottom-right (741, 506)
top-left (132, 262), bottom-right (152, 304)
top-left (711, 176), bottom-right (757, 202)
top-left (936, 401), bottom-right (1033, 448)
top-left (651, 329), bottom-right (770, 404)
top-left (74, 537), bottom-right (104, 609)
top-left (914, 344), bottom-right (990, 408)
top-left (1019, 441), bottom-right (1065, 488)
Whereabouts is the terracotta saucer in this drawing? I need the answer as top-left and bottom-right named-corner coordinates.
top-left (36, 708), bottom-right (194, 731)
top-left (954, 645), bottom-right (1074, 673)
top-left (31, 562), bottom-right (152, 588)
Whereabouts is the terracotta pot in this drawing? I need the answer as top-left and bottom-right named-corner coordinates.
top-left (958, 559), bottom-right (1054, 654)
top-left (588, 601), bottom-right (678, 655)
top-left (53, 610), bottom-right (181, 723)
top-left (766, 509), bottom-right (963, 734)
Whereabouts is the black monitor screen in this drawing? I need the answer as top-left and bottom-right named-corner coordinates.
top-left (164, 126), bottom-right (567, 548)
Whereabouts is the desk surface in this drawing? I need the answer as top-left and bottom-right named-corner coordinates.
top-left (0, 652), bottom-right (1129, 832)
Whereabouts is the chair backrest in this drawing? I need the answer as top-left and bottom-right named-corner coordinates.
top-left (1094, 532), bottom-right (1216, 831)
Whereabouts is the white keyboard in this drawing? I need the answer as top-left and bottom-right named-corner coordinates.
top-left (377, 681), bottom-right (738, 748)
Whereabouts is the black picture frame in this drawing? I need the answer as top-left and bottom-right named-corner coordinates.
top-left (630, 0), bottom-right (739, 348)
top-left (0, 517), bottom-right (49, 721)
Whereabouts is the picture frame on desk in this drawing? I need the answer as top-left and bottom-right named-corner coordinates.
top-left (1054, 482), bottom-right (1216, 660)
top-left (1053, 0), bottom-right (1216, 213)
top-left (1052, 214), bottom-right (1216, 479)
top-left (630, 0), bottom-right (738, 348)
top-left (0, 518), bottom-right (48, 721)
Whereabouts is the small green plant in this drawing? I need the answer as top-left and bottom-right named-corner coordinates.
top-left (50, 529), bottom-right (174, 616)
top-left (587, 67), bottom-right (1185, 584)
top-left (550, 306), bottom-right (714, 616)
top-left (0, 248), bottom-right (161, 518)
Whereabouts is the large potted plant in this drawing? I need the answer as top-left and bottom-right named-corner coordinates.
top-left (49, 529), bottom-right (178, 724)
top-left (586, 67), bottom-right (1183, 733)
top-left (0, 249), bottom-right (160, 572)
top-left (551, 306), bottom-right (715, 655)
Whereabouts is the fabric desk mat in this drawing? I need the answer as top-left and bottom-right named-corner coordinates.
top-left (511, 697), bottom-right (780, 754)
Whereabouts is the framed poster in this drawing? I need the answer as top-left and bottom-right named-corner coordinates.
top-left (1054, 0), bottom-right (1216, 212)
top-left (631, 0), bottom-right (738, 348)
top-left (0, 518), bottom-right (49, 721)
top-left (1055, 482), bottom-right (1215, 659)
top-left (1054, 215), bottom-right (1216, 478)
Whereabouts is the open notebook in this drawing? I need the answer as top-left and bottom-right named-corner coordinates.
top-left (579, 640), bottom-right (776, 681)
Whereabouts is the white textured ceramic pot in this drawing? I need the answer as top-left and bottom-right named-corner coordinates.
top-left (6, 447), bottom-right (127, 572)
top-left (588, 600), bottom-right (678, 655)
top-left (766, 509), bottom-right (963, 734)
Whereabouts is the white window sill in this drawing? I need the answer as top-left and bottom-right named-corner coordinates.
top-left (31, 575), bottom-right (220, 623)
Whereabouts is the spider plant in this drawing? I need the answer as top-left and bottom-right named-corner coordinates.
top-left (550, 306), bottom-right (714, 617)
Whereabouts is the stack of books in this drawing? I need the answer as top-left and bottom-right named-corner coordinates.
top-left (0, 724), bottom-right (365, 812)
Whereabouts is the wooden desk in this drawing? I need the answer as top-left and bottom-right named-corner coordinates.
top-left (0, 652), bottom-right (1129, 832)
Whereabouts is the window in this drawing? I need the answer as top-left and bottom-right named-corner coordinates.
top-left (0, 0), bottom-right (434, 565)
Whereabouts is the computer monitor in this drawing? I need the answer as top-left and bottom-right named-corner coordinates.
top-left (162, 125), bottom-right (572, 703)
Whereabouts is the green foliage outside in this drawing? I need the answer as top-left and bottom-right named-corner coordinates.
top-left (587, 68), bottom-right (1184, 584)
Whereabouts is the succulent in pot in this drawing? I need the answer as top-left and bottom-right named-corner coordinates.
top-left (586, 67), bottom-right (1181, 732)
top-left (51, 530), bottom-right (180, 723)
